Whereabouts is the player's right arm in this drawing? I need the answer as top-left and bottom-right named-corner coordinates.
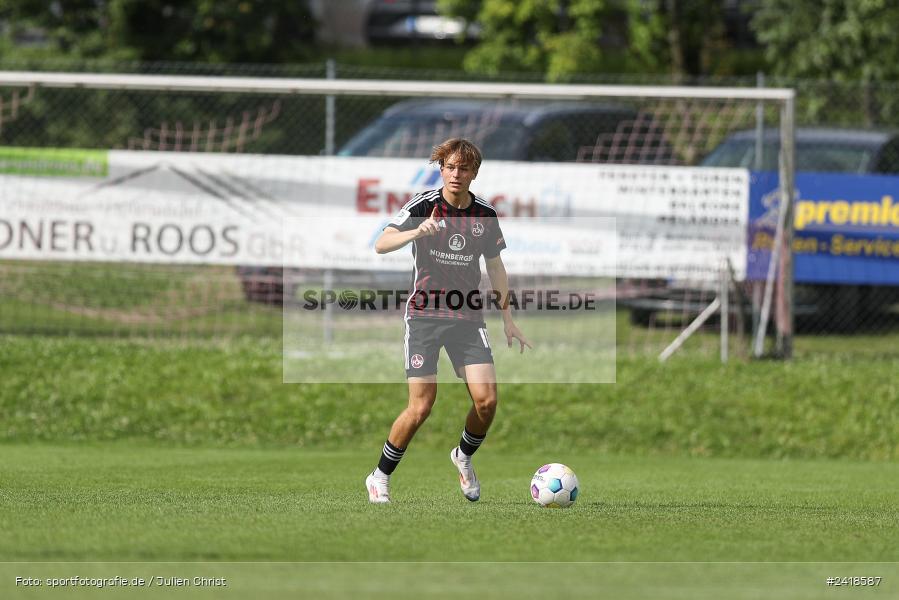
top-left (375, 207), bottom-right (440, 254)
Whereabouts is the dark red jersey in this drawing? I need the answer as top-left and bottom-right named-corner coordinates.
top-left (384, 188), bottom-right (506, 324)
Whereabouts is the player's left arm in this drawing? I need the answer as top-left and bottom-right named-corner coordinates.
top-left (485, 255), bottom-right (532, 353)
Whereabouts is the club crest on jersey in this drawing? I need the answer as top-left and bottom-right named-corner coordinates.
top-left (471, 222), bottom-right (485, 237)
top-left (410, 354), bottom-right (424, 369)
top-left (448, 234), bottom-right (466, 251)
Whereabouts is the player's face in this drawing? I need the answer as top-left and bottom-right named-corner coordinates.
top-left (440, 154), bottom-right (477, 193)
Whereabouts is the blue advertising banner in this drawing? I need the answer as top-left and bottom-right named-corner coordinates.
top-left (748, 172), bottom-right (899, 284)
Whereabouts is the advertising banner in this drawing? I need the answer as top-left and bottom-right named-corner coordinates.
top-left (0, 149), bottom-right (748, 279)
top-left (748, 172), bottom-right (899, 284)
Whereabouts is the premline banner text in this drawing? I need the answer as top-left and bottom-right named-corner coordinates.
top-left (748, 171), bottom-right (899, 284)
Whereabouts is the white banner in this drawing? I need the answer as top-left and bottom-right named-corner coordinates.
top-left (0, 150), bottom-right (747, 279)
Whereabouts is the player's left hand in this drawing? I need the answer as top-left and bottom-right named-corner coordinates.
top-left (504, 321), bottom-right (532, 354)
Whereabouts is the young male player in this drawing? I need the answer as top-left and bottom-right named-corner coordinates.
top-left (365, 138), bottom-right (531, 504)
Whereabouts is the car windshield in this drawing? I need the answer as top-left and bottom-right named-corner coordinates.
top-left (338, 115), bottom-right (530, 160)
top-left (701, 139), bottom-right (877, 173)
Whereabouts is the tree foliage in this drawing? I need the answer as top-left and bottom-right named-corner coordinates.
top-left (752, 0), bottom-right (899, 83)
top-left (625, 0), bottom-right (728, 77)
top-left (0, 0), bottom-right (316, 62)
top-left (439, 0), bottom-right (730, 80)
top-left (753, 0), bottom-right (899, 126)
top-left (438, 0), bottom-right (605, 81)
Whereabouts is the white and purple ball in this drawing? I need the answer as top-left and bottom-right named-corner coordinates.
top-left (530, 463), bottom-right (579, 508)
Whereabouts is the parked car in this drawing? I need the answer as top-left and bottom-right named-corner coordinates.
top-left (338, 98), bottom-right (659, 162)
top-left (626, 127), bottom-right (899, 331)
top-left (365, 0), bottom-right (478, 44)
top-left (701, 127), bottom-right (899, 174)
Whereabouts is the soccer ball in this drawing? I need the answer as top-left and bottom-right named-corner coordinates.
top-left (530, 463), bottom-right (579, 508)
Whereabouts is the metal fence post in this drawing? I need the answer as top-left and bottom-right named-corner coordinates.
top-left (755, 71), bottom-right (765, 171)
top-left (721, 261), bottom-right (729, 363)
top-left (776, 95), bottom-right (795, 359)
top-left (325, 59), bottom-right (336, 156)
top-left (751, 71), bottom-right (765, 351)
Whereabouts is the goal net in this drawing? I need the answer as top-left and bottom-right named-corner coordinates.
top-left (0, 72), bottom-right (796, 377)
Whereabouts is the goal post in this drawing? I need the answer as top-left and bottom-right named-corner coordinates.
top-left (0, 71), bottom-right (795, 101)
top-left (0, 70), bottom-right (796, 360)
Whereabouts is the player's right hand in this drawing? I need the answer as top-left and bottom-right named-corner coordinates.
top-left (416, 207), bottom-right (440, 238)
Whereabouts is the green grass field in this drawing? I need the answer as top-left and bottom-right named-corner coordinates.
top-left (2, 334), bottom-right (898, 458)
top-left (2, 444), bottom-right (898, 599)
top-left (4, 444), bottom-right (898, 563)
top-left (2, 260), bottom-right (898, 598)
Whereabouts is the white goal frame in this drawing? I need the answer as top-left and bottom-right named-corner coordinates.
top-left (0, 71), bottom-right (796, 358)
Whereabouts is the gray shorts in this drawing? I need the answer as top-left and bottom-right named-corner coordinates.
top-left (404, 318), bottom-right (493, 378)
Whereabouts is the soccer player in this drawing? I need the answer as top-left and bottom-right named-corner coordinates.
top-left (365, 138), bottom-right (531, 504)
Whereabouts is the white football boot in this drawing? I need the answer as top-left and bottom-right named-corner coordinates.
top-left (450, 447), bottom-right (480, 502)
top-left (365, 470), bottom-right (390, 504)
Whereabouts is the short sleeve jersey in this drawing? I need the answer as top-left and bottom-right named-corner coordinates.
top-left (385, 188), bottom-right (506, 323)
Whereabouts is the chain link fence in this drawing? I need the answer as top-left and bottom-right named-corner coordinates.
top-left (0, 60), bottom-right (896, 357)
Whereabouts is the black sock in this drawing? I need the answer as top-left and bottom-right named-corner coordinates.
top-left (459, 428), bottom-right (486, 457)
top-left (377, 440), bottom-right (405, 475)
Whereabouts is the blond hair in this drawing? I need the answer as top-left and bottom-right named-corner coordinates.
top-left (430, 138), bottom-right (483, 172)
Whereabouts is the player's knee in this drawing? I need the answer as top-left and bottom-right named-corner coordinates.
top-left (474, 391), bottom-right (497, 418)
top-left (408, 403), bottom-right (432, 426)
